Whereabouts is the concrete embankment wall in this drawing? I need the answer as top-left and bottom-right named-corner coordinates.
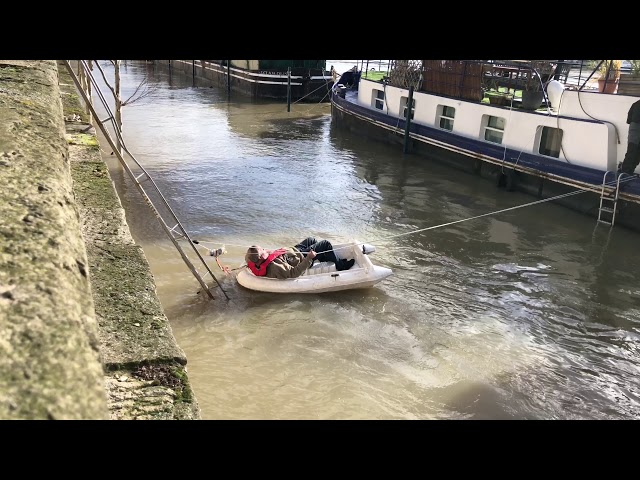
top-left (0, 60), bottom-right (200, 419)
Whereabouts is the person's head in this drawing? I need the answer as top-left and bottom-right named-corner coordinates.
top-left (245, 245), bottom-right (267, 265)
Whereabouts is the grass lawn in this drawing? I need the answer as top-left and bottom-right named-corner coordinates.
top-left (361, 71), bottom-right (387, 81)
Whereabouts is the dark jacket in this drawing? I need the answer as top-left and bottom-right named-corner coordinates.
top-left (627, 99), bottom-right (640, 124)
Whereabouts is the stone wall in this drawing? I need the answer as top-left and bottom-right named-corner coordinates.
top-left (0, 60), bottom-right (200, 419)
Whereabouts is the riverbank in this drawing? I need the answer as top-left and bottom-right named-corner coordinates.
top-left (0, 60), bottom-right (200, 419)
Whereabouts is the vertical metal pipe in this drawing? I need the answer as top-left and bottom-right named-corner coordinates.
top-left (192, 60), bottom-right (195, 87)
top-left (227, 60), bottom-right (231, 97)
top-left (403, 86), bottom-right (414, 154)
top-left (287, 67), bottom-right (291, 112)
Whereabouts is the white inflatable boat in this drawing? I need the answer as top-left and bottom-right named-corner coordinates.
top-left (236, 240), bottom-right (392, 293)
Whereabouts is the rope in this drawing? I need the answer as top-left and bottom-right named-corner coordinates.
top-left (195, 176), bottom-right (637, 265)
top-left (290, 74), bottom-right (334, 107)
top-left (220, 82), bottom-right (332, 119)
top-left (498, 92), bottom-right (517, 173)
top-left (196, 62), bottom-right (637, 265)
top-left (371, 175), bottom-right (637, 245)
top-left (508, 125), bottom-right (544, 171)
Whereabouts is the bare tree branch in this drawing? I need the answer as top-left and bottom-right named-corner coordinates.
top-left (94, 60), bottom-right (157, 107)
top-left (122, 77), bottom-right (157, 106)
top-left (93, 60), bottom-right (117, 98)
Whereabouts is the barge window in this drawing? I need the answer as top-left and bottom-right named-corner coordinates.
top-left (483, 115), bottom-right (505, 144)
top-left (538, 126), bottom-right (563, 158)
top-left (373, 89), bottom-right (385, 110)
top-left (438, 105), bottom-right (455, 131)
top-left (401, 96), bottom-right (415, 120)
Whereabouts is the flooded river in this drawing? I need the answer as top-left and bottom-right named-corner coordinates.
top-left (93, 61), bottom-right (640, 419)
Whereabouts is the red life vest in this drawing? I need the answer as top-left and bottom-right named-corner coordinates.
top-left (247, 248), bottom-right (288, 276)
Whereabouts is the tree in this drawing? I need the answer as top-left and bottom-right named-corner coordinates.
top-left (92, 60), bottom-right (156, 155)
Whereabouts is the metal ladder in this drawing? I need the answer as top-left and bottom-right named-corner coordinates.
top-left (597, 171), bottom-right (620, 226)
top-left (63, 60), bottom-right (228, 301)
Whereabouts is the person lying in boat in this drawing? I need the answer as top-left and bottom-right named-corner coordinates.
top-left (244, 237), bottom-right (355, 279)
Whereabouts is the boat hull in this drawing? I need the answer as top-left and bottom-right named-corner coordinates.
top-left (330, 76), bottom-right (640, 233)
top-left (236, 242), bottom-right (392, 293)
top-left (162, 60), bottom-right (334, 103)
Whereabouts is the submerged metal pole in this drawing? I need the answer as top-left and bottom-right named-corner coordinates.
top-left (287, 67), bottom-right (291, 112)
top-left (403, 86), bottom-right (414, 154)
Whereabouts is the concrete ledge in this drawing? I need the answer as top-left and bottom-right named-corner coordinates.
top-left (0, 60), bottom-right (201, 419)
